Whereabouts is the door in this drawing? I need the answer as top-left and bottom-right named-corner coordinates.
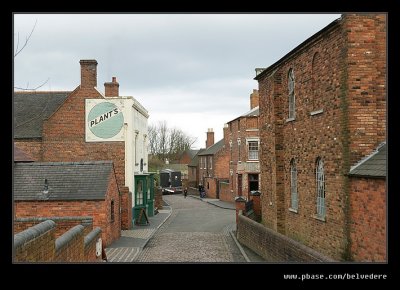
top-left (238, 174), bottom-right (242, 196)
top-left (248, 174), bottom-right (259, 200)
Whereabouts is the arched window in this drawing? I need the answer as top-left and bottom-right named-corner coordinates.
top-left (288, 68), bottom-right (295, 119)
top-left (312, 52), bottom-right (321, 110)
top-left (110, 200), bottom-right (115, 222)
top-left (290, 159), bottom-right (298, 211)
top-left (316, 158), bottom-right (325, 218)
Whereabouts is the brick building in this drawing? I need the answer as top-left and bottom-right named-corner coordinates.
top-left (198, 129), bottom-right (230, 199)
top-left (254, 14), bottom-right (386, 261)
top-left (14, 161), bottom-right (120, 246)
top-left (187, 149), bottom-right (205, 188)
top-left (227, 89), bottom-right (260, 202)
top-left (348, 142), bottom-right (386, 261)
top-left (14, 59), bottom-right (151, 229)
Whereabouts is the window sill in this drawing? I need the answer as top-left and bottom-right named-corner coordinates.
top-left (311, 214), bottom-right (326, 222)
top-left (289, 208), bottom-right (298, 214)
top-left (310, 109), bottom-right (324, 116)
top-left (286, 117), bottom-right (295, 123)
top-left (246, 160), bottom-right (259, 163)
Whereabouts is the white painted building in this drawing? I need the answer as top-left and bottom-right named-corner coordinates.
top-left (85, 95), bottom-right (149, 207)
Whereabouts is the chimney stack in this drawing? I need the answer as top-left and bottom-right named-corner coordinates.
top-left (104, 76), bottom-right (120, 97)
top-left (250, 89), bottom-right (259, 109)
top-left (206, 128), bottom-right (214, 148)
top-left (80, 59), bottom-right (98, 88)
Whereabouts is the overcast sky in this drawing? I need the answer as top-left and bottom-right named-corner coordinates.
top-left (14, 13), bottom-right (340, 149)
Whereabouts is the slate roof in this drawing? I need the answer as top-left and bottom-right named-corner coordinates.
top-left (14, 161), bottom-right (114, 201)
top-left (188, 149), bottom-right (206, 167)
top-left (186, 149), bottom-right (199, 159)
top-left (14, 144), bottom-right (34, 162)
top-left (349, 142), bottom-right (386, 178)
top-left (198, 139), bottom-right (225, 156)
top-left (228, 106), bottom-right (259, 124)
top-left (14, 91), bottom-right (71, 139)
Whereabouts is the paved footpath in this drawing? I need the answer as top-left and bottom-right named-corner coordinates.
top-left (105, 206), bottom-right (172, 262)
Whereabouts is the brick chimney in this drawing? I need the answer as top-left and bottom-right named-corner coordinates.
top-left (206, 128), bottom-right (214, 148)
top-left (80, 59), bottom-right (98, 88)
top-left (104, 77), bottom-right (119, 97)
top-left (250, 89), bottom-right (259, 109)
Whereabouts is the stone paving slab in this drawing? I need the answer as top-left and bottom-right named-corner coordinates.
top-left (106, 247), bottom-right (140, 262)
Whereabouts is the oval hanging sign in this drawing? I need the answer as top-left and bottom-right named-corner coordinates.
top-left (88, 102), bottom-right (124, 139)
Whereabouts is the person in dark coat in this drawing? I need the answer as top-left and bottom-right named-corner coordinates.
top-left (184, 187), bottom-right (188, 198)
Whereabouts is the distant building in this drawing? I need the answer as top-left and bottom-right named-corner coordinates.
top-left (198, 128), bottom-right (229, 199)
top-left (254, 14), bottom-right (386, 261)
top-left (226, 89), bottom-right (260, 202)
top-left (187, 149), bottom-right (206, 188)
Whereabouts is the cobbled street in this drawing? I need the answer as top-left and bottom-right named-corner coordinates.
top-left (135, 195), bottom-right (245, 262)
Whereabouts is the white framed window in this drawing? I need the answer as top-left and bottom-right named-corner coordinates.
top-left (247, 141), bottom-right (259, 160)
top-left (316, 158), bottom-right (325, 218)
top-left (209, 156), bottom-right (212, 169)
top-left (288, 68), bottom-right (295, 119)
top-left (290, 159), bottom-right (298, 211)
top-left (204, 157), bottom-right (207, 169)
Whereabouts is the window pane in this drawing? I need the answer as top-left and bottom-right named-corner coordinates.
top-left (248, 141), bottom-right (259, 160)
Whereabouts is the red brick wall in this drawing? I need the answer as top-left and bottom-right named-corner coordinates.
top-left (41, 88), bottom-right (126, 188)
top-left (344, 14), bottom-right (387, 165)
top-left (14, 216), bottom-right (93, 238)
top-left (14, 221), bottom-right (56, 262)
top-left (104, 171), bottom-right (122, 243)
top-left (257, 14), bottom-right (386, 260)
top-left (14, 220), bottom-right (102, 262)
top-left (237, 214), bottom-right (334, 262)
top-left (219, 181), bottom-right (234, 203)
top-left (204, 177), bottom-right (217, 198)
top-left (55, 225), bottom-right (85, 262)
top-left (16, 201), bottom-right (116, 247)
top-left (120, 186), bottom-right (132, 230)
top-left (178, 152), bottom-right (192, 164)
top-left (84, 228), bottom-right (103, 262)
top-left (14, 139), bottom-right (42, 161)
top-left (350, 178), bottom-right (386, 261)
top-left (214, 147), bottom-right (229, 180)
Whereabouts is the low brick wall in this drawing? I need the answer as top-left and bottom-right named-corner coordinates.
top-left (15, 216), bottom-right (93, 238)
top-left (14, 220), bottom-right (56, 262)
top-left (237, 214), bottom-right (335, 262)
top-left (55, 225), bottom-right (85, 262)
top-left (14, 220), bottom-right (102, 262)
top-left (84, 227), bottom-right (102, 262)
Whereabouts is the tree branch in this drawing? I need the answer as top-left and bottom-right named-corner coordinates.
top-left (14, 78), bottom-right (50, 91)
top-left (14, 19), bottom-right (37, 57)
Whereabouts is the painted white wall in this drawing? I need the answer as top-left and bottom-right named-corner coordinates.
top-left (105, 96), bottom-right (149, 207)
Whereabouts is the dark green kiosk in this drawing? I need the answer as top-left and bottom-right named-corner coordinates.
top-left (133, 173), bottom-right (155, 225)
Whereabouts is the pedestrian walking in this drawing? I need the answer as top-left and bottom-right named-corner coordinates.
top-left (184, 187), bottom-right (188, 198)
